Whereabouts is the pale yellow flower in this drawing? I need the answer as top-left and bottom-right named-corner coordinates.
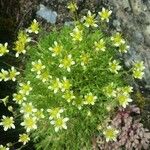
top-left (34, 108), bottom-right (45, 119)
top-left (0, 43), bottom-right (9, 57)
top-left (59, 54), bottom-right (75, 72)
top-left (94, 39), bottom-right (106, 52)
top-left (47, 108), bottom-right (64, 120)
top-left (31, 59), bottom-right (45, 74)
top-left (19, 81), bottom-right (32, 95)
top-left (98, 8), bottom-right (112, 22)
top-left (109, 60), bottom-right (121, 74)
top-left (132, 61), bottom-right (145, 79)
top-left (0, 69), bottom-right (9, 81)
top-left (19, 133), bottom-right (30, 145)
top-left (62, 90), bottom-right (75, 102)
top-left (21, 116), bottom-right (37, 132)
top-left (103, 82), bottom-right (116, 98)
top-left (14, 40), bottom-right (26, 57)
top-left (103, 126), bottom-right (119, 142)
top-left (18, 31), bottom-right (31, 43)
top-left (0, 116), bottom-right (15, 131)
top-left (13, 93), bottom-right (27, 104)
top-left (8, 66), bottom-right (20, 81)
top-left (67, 2), bottom-right (78, 12)
top-left (27, 19), bottom-right (39, 34)
top-left (80, 53), bottom-right (91, 68)
top-left (50, 117), bottom-right (69, 132)
top-left (111, 32), bottom-right (125, 47)
top-left (48, 78), bottom-right (62, 93)
top-left (83, 11), bottom-right (98, 27)
top-left (49, 41), bottom-right (63, 57)
top-left (20, 102), bottom-right (37, 117)
top-left (70, 27), bottom-right (83, 42)
top-left (116, 92), bottom-right (132, 108)
top-left (119, 43), bottom-right (129, 53)
top-left (61, 77), bottom-right (72, 92)
top-left (0, 145), bottom-right (9, 150)
top-left (84, 93), bottom-right (97, 105)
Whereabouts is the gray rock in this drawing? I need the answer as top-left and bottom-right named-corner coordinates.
top-left (133, 31), bottom-right (144, 44)
top-left (143, 25), bottom-right (150, 46)
top-left (64, 21), bottom-right (74, 26)
top-left (130, 0), bottom-right (142, 15)
top-left (36, 4), bottom-right (57, 24)
top-left (122, 0), bottom-right (131, 10)
top-left (113, 19), bottom-right (121, 31)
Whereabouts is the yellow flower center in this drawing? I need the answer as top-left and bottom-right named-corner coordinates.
top-left (63, 58), bottom-right (72, 68)
top-left (55, 118), bottom-right (63, 127)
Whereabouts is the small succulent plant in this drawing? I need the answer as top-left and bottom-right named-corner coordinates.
top-left (96, 105), bottom-right (150, 150)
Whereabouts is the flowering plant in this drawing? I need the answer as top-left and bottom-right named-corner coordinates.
top-left (0, 3), bottom-right (146, 150)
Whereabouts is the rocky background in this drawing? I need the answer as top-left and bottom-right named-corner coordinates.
top-left (0, 0), bottom-right (150, 149)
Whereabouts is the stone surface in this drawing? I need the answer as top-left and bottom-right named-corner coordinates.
top-left (36, 4), bottom-right (57, 24)
top-left (109, 0), bottom-right (150, 89)
top-left (143, 25), bottom-right (150, 47)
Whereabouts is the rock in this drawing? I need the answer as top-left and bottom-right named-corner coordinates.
top-left (143, 25), bottom-right (150, 46)
top-left (36, 4), bottom-right (57, 24)
top-left (133, 31), bottom-right (144, 44)
top-left (64, 21), bottom-right (74, 26)
top-left (130, 0), bottom-right (142, 15)
top-left (122, 0), bottom-right (131, 10)
top-left (113, 19), bottom-right (121, 31)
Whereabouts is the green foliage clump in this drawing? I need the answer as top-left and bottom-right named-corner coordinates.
top-left (22, 25), bottom-right (126, 149)
top-left (0, 5), bottom-right (146, 150)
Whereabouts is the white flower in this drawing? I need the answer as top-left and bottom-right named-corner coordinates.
top-left (111, 32), bottom-right (125, 47)
top-left (59, 54), bottom-right (75, 72)
top-left (109, 60), bottom-right (121, 74)
top-left (8, 66), bottom-right (20, 81)
top-left (67, 2), bottom-right (78, 12)
top-left (84, 92), bottom-right (97, 105)
top-left (19, 133), bottom-right (30, 145)
top-left (19, 81), bottom-right (32, 95)
top-left (116, 92), bottom-right (132, 108)
top-left (132, 61), bottom-right (145, 79)
top-left (94, 39), bottom-right (106, 52)
top-left (98, 8), bottom-right (112, 22)
top-left (0, 43), bottom-right (9, 57)
top-left (36, 71), bottom-right (52, 83)
top-left (31, 59), bottom-right (45, 74)
top-left (13, 93), bottom-right (27, 104)
top-left (119, 43), bottom-right (130, 53)
top-left (27, 19), bottom-right (39, 34)
top-left (47, 108), bottom-right (64, 120)
top-left (0, 69), bottom-right (9, 81)
top-left (0, 145), bottom-right (9, 150)
top-left (34, 108), bottom-right (45, 120)
top-left (20, 102), bottom-right (37, 117)
top-left (49, 41), bottom-right (63, 57)
top-left (83, 11), bottom-right (98, 27)
top-left (0, 116), bottom-right (15, 131)
top-left (50, 117), bottom-right (69, 132)
top-left (70, 27), bottom-right (83, 42)
top-left (48, 78), bottom-right (62, 93)
top-left (21, 116), bottom-right (37, 132)
top-left (62, 90), bottom-right (75, 102)
top-left (103, 82), bottom-right (117, 98)
top-left (103, 126), bottom-right (119, 142)
top-left (61, 77), bottom-right (72, 92)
